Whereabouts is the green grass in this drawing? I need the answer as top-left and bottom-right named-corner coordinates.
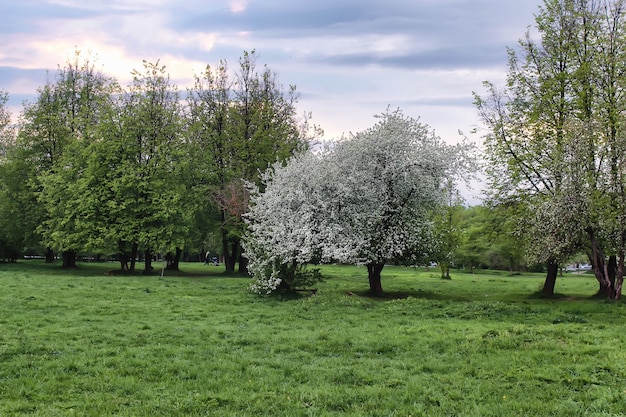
top-left (1, 261), bottom-right (626, 416)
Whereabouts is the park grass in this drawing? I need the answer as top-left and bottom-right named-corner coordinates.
top-left (1, 261), bottom-right (626, 416)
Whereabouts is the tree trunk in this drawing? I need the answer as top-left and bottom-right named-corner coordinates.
top-left (222, 236), bottom-right (239, 274)
top-left (165, 247), bottom-right (182, 271)
top-left (616, 253), bottom-right (625, 301)
top-left (118, 241), bottom-right (129, 271)
top-left (220, 208), bottom-right (234, 273)
top-left (616, 232), bottom-right (625, 300)
top-left (130, 242), bottom-right (138, 272)
top-left (587, 227), bottom-right (615, 299)
top-left (440, 263), bottom-right (451, 280)
top-left (143, 249), bottom-right (152, 275)
top-left (367, 262), bottom-right (385, 295)
top-left (119, 254), bottom-right (128, 271)
top-left (61, 250), bottom-right (77, 268)
top-left (608, 255), bottom-right (617, 288)
top-left (44, 247), bottom-right (55, 263)
top-left (238, 254), bottom-right (249, 275)
top-left (542, 259), bottom-right (558, 295)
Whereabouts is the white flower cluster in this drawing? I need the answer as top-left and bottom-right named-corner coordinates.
top-left (244, 109), bottom-right (470, 294)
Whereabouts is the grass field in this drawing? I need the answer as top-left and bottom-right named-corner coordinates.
top-left (1, 261), bottom-right (626, 416)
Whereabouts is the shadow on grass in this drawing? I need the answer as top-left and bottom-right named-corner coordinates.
top-left (527, 291), bottom-right (619, 302)
top-left (343, 288), bottom-right (617, 304)
top-left (1, 260), bottom-right (247, 280)
top-left (347, 289), bottom-right (472, 302)
top-left (527, 291), bottom-right (573, 300)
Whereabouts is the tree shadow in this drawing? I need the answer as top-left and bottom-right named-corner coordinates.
top-left (346, 289), bottom-right (472, 302)
top-left (527, 291), bottom-right (617, 302)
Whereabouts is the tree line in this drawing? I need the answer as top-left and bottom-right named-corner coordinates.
top-left (0, 49), bottom-right (528, 290)
top-left (3, 0), bottom-right (626, 299)
top-left (0, 50), bottom-right (317, 273)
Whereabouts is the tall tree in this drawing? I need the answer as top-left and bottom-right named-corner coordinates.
top-left (474, 0), bottom-right (621, 295)
top-left (584, 0), bottom-right (626, 298)
top-left (0, 91), bottom-right (30, 260)
top-left (38, 56), bottom-right (121, 267)
top-left (187, 51), bottom-right (314, 274)
top-left (0, 90), bottom-right (13, 148)
top-left (109, 60), bottom-right (189, 274)
top-left (18, 51), bottom-right (119, 266)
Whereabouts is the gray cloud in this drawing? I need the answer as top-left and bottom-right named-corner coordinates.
top-left (0, 0), bottom-right (541, 147)
top-left (0, 1), bottom-right (145, 35)
top-left (319, 42), bottom-right (509, 70)
top-left (164, 0), bottom-right (534, 73)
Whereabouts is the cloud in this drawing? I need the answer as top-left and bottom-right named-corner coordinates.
top-left (319, 42), bottom-right (509, 71)
top-left (229, 0), bottom-right (247, 13)
top-left (0, 0), bottom-right (540, 144)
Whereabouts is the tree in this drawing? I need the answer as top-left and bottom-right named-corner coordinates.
top-left (106, 60), bottom-right (189, 274)
top-left (35, 54), bottom-right (121, 267)
top-left (17, 52), bottom-right (119, 266)
top-left (187, 51), bottom-right (315, 274)
top-left (243, 152), bottom-right (326, 294)
top-left (0, 90), bottom-right (13, 148)
top-left (244, 109), bottom-right (474, 295)
top-left (485, 201), bottom-right (528, 272)
top-left (455, 206), bottom-right (492, 272)
top-left (0, 90), bottom-right (30, 261)
top-left (583, 0), bottom-right (626, 299)
top-left (474, 0), bottom-right (626, 297)
top-left (431, 181), bottom-right (464, 279)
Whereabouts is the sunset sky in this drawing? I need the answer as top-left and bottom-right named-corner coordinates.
top-left (0, 0), bottom-right (543, 200)
top-left (0, 0), bottom-right (542, 202)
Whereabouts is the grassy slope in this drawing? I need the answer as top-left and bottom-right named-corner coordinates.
top-left (1, 261), bottom-right (625, 416)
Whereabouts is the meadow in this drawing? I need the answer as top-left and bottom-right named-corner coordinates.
top-left (1, 261), bottom-right (625, 416)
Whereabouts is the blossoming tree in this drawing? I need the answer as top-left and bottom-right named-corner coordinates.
top-left (244, 109), bottom-right (473, 295)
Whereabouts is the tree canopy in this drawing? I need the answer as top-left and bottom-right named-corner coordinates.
top-left (0, 50), bottom-right (316, 272)
top-left (475, 0), bottom-right (626, 299)
top-left (244, 109), bottom-right (475, 295)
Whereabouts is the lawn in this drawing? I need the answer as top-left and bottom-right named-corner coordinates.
top-left (1, 261), bottom-right (625, 416)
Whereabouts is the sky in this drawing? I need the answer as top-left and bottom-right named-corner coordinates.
top-left (0, 0), bottom-right (542, 201)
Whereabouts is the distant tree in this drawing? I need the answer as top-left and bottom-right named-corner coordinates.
top-left (455, 206), bottom-right (491, 272)
top-left (487, 201), bottom-right (528, 272)
top-left (431, 181), bottom-right (464, 279)
top-left (244, 109), bottom-right (475, 295)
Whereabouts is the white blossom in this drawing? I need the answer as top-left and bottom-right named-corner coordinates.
top-left (244, 109), bottom-right (474, 294)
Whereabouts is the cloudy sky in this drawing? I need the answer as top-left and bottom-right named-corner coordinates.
top-left (1, 0), bottom-right (542, 199)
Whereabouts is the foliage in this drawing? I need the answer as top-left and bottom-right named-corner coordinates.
top-left (475, 0), bottom-right (626, 298)
top-left (244, 152), bottom-right (327, 293)
top-left (244, 109), bottom-right (475, 294)
top-left (0, 90), bottom-right (14, 149)
top-left (16, 52), bottom-right (121, 266)
top-left (111, 60), bottom-right (189, 272)
top-left (0, 49), bottom-right (320, 272)
top-left (187, 50), bottom-right (317, 273)
top-left (431, 181), bottom-right (464, 278)
top-left (0, 90), bottom-right (30, 260)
